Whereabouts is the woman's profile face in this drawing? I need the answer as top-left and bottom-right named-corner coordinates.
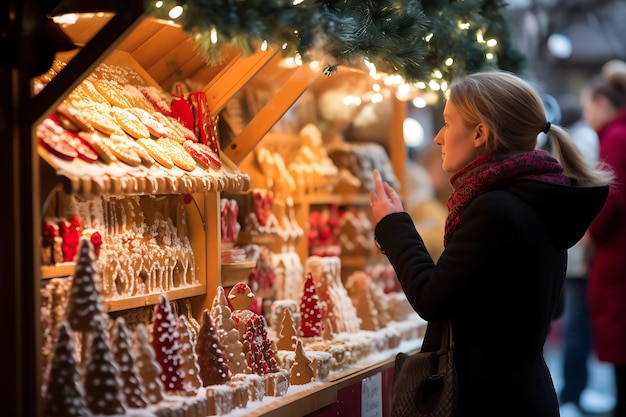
top-left (581, 89), bottom-right (617, 132)
top-left (434, 100), bottom-right (483, 174)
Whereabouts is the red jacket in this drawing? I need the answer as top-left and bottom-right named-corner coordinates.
top-left (589, 108), bottom-right (626, 366)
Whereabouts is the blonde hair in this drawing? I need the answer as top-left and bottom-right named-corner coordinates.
top-left (449, 70), bottom-right (613, 187)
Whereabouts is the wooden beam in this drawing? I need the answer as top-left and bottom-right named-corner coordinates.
top-left (223, 64), bottom-right (320, 165)
top-left (203, 48), bottom-right (279, 114)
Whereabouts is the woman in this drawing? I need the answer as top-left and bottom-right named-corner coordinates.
top-left (370, 71), bottom-right (612, 417)
top-left (581, 59), bottom-right (626, 417)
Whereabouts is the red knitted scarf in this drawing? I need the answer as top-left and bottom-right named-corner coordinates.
top-left (444, 150), bottom-right (571, 245)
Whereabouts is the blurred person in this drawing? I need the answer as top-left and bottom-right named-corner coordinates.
top-left (581, 59), bottom-right (626, 417)
top-left (370, 70), bottom-right (612, 417)
top-left (554, 96), bottom-right (604, 417)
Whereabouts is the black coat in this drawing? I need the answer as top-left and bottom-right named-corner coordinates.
top-left (375, 179), bottom-right (608, 417)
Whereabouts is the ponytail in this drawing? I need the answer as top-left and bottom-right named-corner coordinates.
top-left (548, 124), bottom-right (614, 186)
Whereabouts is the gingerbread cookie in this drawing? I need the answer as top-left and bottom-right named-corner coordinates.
top-left (104, 134), bottom-right (142, 166)
top-left (77, 79), bottom-right (111, 108)
top-left (93, 80), bottom-right (132, 108)
top-left (121, 84), bottom-right (156, 113)
top-left (156, 138), bottom-right (197, 171)
top-left (56, 102), bottom-right (95, 133)
top-left (138, 85), bottom-right (172, 116)
top-left (82, 108), bottom-right (120, 136)
top-left (183, 140), bottom-right (222, 168)
top-left (151, 112), bottom-right (185, 143)
top-left (79, 132), bottom-right (118, 164)
top-left (111, 107), bottom-right (150, 139)
top-left (125, 107), bottom-right (168, 138)
top-left (37, 117), bottom-right (77, 161)
top-left (136, 138), bottom-right (174, 169)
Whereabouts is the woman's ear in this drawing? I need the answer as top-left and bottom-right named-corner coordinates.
top-left (473, 123), bottom-right (488, 149)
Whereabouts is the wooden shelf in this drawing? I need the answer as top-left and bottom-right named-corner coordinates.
top-left (298, 193), bottom-right (371, 206)
top-left (237, 341), bottom-right (421, 417)
top-left (102, 283), bottom-right (206, 312)
top-left (221, 261), bottom-right (257, 287)
top-left (41, 262), bottom-right (207, 313)
top-left (41, 263), bottom-right (75, 279)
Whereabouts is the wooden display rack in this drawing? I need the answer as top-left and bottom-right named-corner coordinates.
top-left (6, 3), bottom-right (411, 416)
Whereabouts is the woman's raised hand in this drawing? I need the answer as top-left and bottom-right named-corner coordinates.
top-left (370, 169), bottom-right (404, 223)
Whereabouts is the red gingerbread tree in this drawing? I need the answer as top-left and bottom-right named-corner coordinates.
top-left (242, 313), bottom-right (280, 375)
top-left (300, 272), bottom-right (324, 337)
top-left (196, 310), bottom-right (231, 386)
top-left (230, 283), bottom-right (280, 375)
top-left (151, 294), bottom-right (185, 392)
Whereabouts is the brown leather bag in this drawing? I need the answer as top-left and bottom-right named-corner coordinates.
top-left (391, 319), bottom-right (458, 417)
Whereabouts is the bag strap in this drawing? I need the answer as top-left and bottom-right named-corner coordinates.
top-left (420, 319), bottom-right (452, 353)
top-left (420, 319), bottom-right (453, 375)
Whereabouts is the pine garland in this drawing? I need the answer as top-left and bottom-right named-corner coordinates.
top-left (145, 0), bottom-right (525, 84)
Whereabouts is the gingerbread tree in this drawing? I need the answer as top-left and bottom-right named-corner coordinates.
top-left (177, 315), bottom-right (202, 392)
top-left (210, 286), bottom-right (250, 374)
top-left (84, 316), bottom-right (126, 415)
top-left (43, 321), bottom-right (89, 417)
top-left (151, 293), bottom-right (185, 392)
top-left (299, 272), bottom-right (324, 337)
top-left (354, 288), bottom-right (378, 331)
top-left (66, 237), bottom-right (104, 332)
top-left (181, 300), bottom-right (201, 339)
top-left (276, 308), bottom-right (298, 351)
top-left (111, 316), bottom-right (148, 409)
top-left (241, 312), bottom-right (280, 375)
top-left (290, 339), bottom-right (315, 385)
top-left (196, 309), bottom-right (231, 386)
top-left (322, 297), bottom-right (338, 334)
top-left (323, 317), bottom-right (335, 340)
top-left (229, 283), bottom-right (280, 375)
top-left (133, 323), bottom-right (164, 404)
top-left (347, 271), bottom-right (384, 331)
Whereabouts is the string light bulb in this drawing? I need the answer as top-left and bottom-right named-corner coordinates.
top-left (168, 5), bottom-right (184, 19)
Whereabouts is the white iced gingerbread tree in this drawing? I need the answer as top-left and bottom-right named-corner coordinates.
top-left (43, 321), bottom-right (89, 417)
top-left (133, 323), bottom-right (165, 404)
top-left (111, 316), bottom-right (148, 408)
top-left (177, 315), bottom-right (202, 392)
top-left (210, 286), bottom-right (250, 374)
top-left (66, 238), bottom-right (104, 333)
top-left (84, 316), bottom-right (126, 415)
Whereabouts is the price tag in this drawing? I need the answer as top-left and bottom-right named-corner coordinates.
top-left (361, 372), bottom-right (382, 417)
